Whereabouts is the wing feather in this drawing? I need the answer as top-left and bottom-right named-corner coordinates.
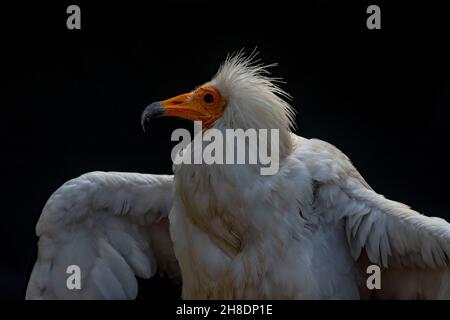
top-left (295, 137), bottom-right (450, 298)
top-left (26, 171), bottom-right (179, 300)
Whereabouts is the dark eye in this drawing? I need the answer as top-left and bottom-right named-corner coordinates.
top-left (203, 93), bottom-right (215, 104)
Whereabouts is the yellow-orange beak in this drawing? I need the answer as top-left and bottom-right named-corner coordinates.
top-left (141, 86), bottom-right (227, 130)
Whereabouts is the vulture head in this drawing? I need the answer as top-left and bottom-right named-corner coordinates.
top-left (141, 53), bottom-right (297, 158)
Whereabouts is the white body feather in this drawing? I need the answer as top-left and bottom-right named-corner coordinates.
top-left (170, 134), bottom-right (450, 299)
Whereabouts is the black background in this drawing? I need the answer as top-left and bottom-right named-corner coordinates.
top-left (1, 0), bottom-right (449, 300)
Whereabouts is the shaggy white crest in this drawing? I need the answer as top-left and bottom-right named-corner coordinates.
top-left (206, 51), bottom-right (297, 158)
top-left (209, 52), bottom-right (296, 129)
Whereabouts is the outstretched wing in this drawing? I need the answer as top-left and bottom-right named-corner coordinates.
top-left (297, 137), bottom-right (450, 299)
top-left (26, 171), bottom-right (180, 300)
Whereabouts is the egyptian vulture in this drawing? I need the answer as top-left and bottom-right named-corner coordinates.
top-left (26, 54), bottom-right (450, 299)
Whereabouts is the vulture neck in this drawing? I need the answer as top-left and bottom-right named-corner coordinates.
top-left (176, 125), bottom-right (294, 258)
top-left (210, 122), bottom-right (294, 162)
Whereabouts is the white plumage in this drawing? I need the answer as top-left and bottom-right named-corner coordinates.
top-left (27, 54), bottom-right (450, 299)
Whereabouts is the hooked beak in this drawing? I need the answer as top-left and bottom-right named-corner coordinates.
top-left (140, 92), bottom-right (202, 131)
top-left (141, 87), bottom-right (227, 131)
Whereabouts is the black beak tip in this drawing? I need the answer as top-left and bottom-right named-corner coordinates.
top-left (141, 102), bottom-right (164, 132)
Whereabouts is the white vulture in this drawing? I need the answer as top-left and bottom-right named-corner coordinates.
top-left (26, 53), bottom-right (450, 300)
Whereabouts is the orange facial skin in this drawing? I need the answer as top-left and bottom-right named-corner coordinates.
top-left (161, 86), bottom-right (227, 128)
